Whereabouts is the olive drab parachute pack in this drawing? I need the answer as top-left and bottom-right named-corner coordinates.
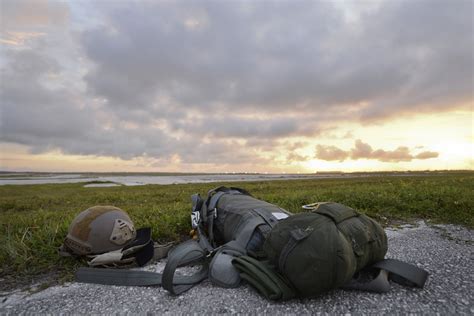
top-left (189, 186), bottom-right (292, 288)
top-left (75, 187), bottom-right (429, 299)
top-left (234, 202), bottom-right (392, 299)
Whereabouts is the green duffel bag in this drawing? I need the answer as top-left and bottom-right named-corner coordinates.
top-left (233, 201), bottom-right (429, 300)
top-left (263, 202), bottom-right (387, 298)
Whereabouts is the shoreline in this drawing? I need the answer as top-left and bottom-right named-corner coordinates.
top-left (1, 170), bottom-right (470, 186)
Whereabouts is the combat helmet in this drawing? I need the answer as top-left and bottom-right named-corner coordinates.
top-left (62, 205), bottom-right (136, 256)
top-left (60, 205), bottom-right (174, 268)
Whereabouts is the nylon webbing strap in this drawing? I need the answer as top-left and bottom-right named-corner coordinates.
top-left (373, 258), bottom-right (429, 288)
top-left (342, 269), bottom-right (391, 293)
top-left (204, 188), bottom-right (245, 246)
top-left (76, 267), bottom-right (163, 286)
top-left (208, 211), bottom-right (215, 246)
top-left (162, 240), bottom-right (209, 295)
top-left (197, 226), bottom-right (214, 252)
top-left (252, 208), bottom-right (279, 228)
top-left (191, 194), bottom-right (202, 214)
top-left (230, 216), bottom-right (266, 251)
top-left (205, 186), bottom-right (246, 213)
top-left (76, 240), bottom-right (209, 295)
top-left (344, 259), bottom-right (429, 293)
top-left (207, 191), bottom-right (226, 211)
top-left (76, 265), bottom-right (207, 287)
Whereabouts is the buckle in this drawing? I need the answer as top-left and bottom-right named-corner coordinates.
top-left (205, 245), bottom-right (223, 258)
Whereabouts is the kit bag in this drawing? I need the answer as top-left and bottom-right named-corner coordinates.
top-left (264, 202), bottom-right (387, 297)
top-left (190, 186), bottom-right (292, 287)
top-left (233, 202), bottom-right (429, 300)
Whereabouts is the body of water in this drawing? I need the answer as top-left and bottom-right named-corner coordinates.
top-left (0, 173), bottom-right (346, 186)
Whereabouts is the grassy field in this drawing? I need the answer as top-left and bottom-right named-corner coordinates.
top-left (0, 173), bottom-right (473, 289)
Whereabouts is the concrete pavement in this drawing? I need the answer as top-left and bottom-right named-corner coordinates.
top-left (1, 221), bottom-right (472, 314)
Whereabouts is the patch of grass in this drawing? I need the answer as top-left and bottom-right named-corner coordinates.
top-left (0, 173), bottom-right (473, 289)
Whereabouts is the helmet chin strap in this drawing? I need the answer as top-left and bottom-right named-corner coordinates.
top-left (110, 218), bottom-right (136, 246)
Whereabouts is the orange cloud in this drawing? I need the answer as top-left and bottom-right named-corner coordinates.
top-left (315, 140), bottom-right (439, 162)
top-left (2, 0), bottom-right (69, 27)
top-left (414, 151), bottom-right (439, 159)
top-left (287, 152), bottom-right (309, 162)
top-left (1, 1), bottom-right (69, 47)
top-left (315, 145), bottom-right (349, 162)
top-left (0, 31), bottom-right (46, 46)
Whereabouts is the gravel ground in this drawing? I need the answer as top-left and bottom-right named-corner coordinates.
top-left (1, 221), bottom-right (473, 314)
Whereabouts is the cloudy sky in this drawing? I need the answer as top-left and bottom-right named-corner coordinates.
top-left (1, 0), bottom-right (472, 173)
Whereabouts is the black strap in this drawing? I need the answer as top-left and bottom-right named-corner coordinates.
top-left (343, 258), bottom-right (429, 293)
top-left (343, 269), bottom-right (391, 293)
top-left (373, 258), bottom-right (429, 288)
top-left (121, 228), bottom-right (155, 266)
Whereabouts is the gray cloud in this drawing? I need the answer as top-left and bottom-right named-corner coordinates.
top-left (0, 42), bottom-right (258, 164)
top-left (0, 4), bottom-right (181, 166)
top-left (82, 1), bottom-right (340, 111)
top-left (315, 140), bottom-right (439, 162)
top-left (1, 48), bottom-right (93, 145)
top-left (171, 115), bottom-right (321, 139)
top-left (81, 0), bottom-right (472, 121)
top-left (0, 0), bottom-right (470, 168)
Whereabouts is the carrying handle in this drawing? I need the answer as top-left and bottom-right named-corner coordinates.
top-left (162, 239), bottom-right (209, 295)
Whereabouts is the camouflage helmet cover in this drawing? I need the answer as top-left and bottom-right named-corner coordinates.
top-left (63, 206), bottom-right (136, 255)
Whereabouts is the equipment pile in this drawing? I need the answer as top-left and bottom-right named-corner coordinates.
top-left (67, 186), bottom-right (428, 300)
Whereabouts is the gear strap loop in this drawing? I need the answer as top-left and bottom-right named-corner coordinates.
top-left (76, 239), bottom-right (209, 295)
top-left (162, 239), bottom-right (209, 295)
